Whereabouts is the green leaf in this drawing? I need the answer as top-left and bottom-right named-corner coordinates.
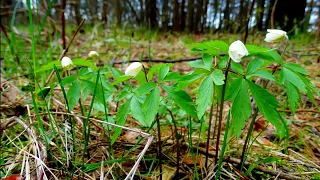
top-left (158, 65), bottom-right (170, 82)
top-left (136, 82), bottom-right (156, 96)
top-left (37, 87), bottom-right (51, 100)
top-left (245, 157), bottom-right (279, 176)
top-left (218, 56), bottom-right (228, 69)
top-left (188, 60), bottom-right (207, 69)
top-left (246, 59), bottom-right (264, 75)
top-left (164, 72), bottom-right (182, 82)
top-left (61, 75), bottom-right (77, 86)
top-left (135, 70), bottom-right (147, 85)
top-left (143, 87), bottom-right (160, 127)
top-left (130, 96), bottom-right (146, 126)
top-left (284, 63), bottom-right (308, 75)
top-left (286, 81), bottom-right (300, 114)
top-left (73, 58), bottom-right (97, 70)
top-left (247, 70), bottom-right (276, 82)
top-left (81, 79), bottom-right (104, 103)
top-left (67, 80), bottom-right (81, 111)
top-left (211, 69), bottom-right (225, 85)
top-left (162, 85), bottom-right (197, 118)
top-left (148, 64), bottom-right (173, 80)
top-left (202, 53), bottom-right (213, 70)
top-left (176, 72), bottom-right (206, 89)
top-left (187, 40), bottom-right (229, 55)
top-left (247, 80), bottom-right (286, 137)
top-left (196, 74), bottom-right (214, 119)
top-left (246, 45), bottom-right (282, 64)
top-left (36, 60), bottom-right (61, 73)
top-left (111, 100), bottom-right (131, 145)
top-left (111, 75), bottom-right (132, 85)
top-left (231, 79), bottom-right (251, 137)
top-left (231, 61), bottom-right (244, 75)
top-left (225, 78), bottom-right (243, 101)
top-left (281, 67), bottom-right (307, 93)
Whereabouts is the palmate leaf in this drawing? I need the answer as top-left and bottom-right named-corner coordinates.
top-left (158, 65), bottom-right (170, 82)
top-left (296, 74), bottom-right (319, 109)
top-left (67, 80), bottom-right (81, 111)
top-left (143, 87), bottom-right (160, 127)
top-left (286, 81), bottom-right (300, 114)
top-left (187, 40), bottom-right (228, 55)
top-left (202, 53), bottom-right (213, 70)
top-left (284, 63), bottom-right (308, 75)
top-left (280, 67), bottom-right (307, 93)
top-left (188, 60), bottom-right (207, 69)
top-left (226, 78), bottom-right (243, 101)
top-left (130, 95), bottom-right (147, 126)
top-left (247, 70), bottom-right (276, 82)
top-left (196, 74), bottom-right (214, 119)
top-left (231, 79), bottom-right (251, 137)
top-left (246, 59), bottom-right (264, 75)
top-left (136, 82), bottom-right (156, 96)
top-left (111, 100), bottom-right (131, 145)
top-left (247, 80), bottom-right (286, 137)
top-left (212, 69), bottom-right (225, 85)
top-left (246, 45), bottom-right (282, 64)
top-left (162, 85), bottom-right (197, 118)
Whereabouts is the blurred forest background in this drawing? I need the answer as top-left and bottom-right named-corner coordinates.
top-left (1, 0), bottom-right (320, 35)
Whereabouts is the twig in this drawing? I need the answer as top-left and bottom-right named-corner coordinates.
top-left (271, 0), bottom-right (278, 29)
top-left (45, 19), bottom-right (86, 86)
top-left (278, 109), bottom-right (320, 113)
top-left (110, 57), bottom-right (203, 66)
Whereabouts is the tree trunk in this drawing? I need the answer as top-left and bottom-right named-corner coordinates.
top-left (180, 0), bottom-right (186, 31)
top-left (139, 0), bottom-right (144, 25)
top-left (187, 0), bottom-right (194, 32)
top-left (101, 0), bottom-right (108, 24)
top-left (194, 0), bottom-right (203, 33)
top-left (173, 0), bottom-right (180, 31)
top-left (223, 0), bottom-right (230, 32)
top-left (116, 0), bottom-right (122, 26)
top-left (303, 0), bottom-right (314, 32)
top-left (74, 0), bottom-right (82, 26)
top-left (150, 0), bottom-right (158, 28)
top-left (265, 0), bottom-right (275, 28)
top-left (162, 0), bottom-right (169, 30)
top-left (256, 0), bottom-right (265, 30)
top-left (201, 0), bottom-right (209, 32)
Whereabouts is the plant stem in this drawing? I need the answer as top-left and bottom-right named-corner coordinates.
top-left (168, 109), bottom-right (180, 175)
top-left (239, 107), bottom-right (259, 171)
top-left (156, 113), bottom-right (162, 180)
top-left (205, 102), bottom-right (215, 169)
top-left (214, 58), bottom-right (231, 165)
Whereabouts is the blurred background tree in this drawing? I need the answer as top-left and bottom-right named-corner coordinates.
top-left (1, 0), bottom-right (319, 35)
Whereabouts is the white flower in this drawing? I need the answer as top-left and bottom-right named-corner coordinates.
top-left (264, 29), bottom-right (288, 43)
top-left (228, 40), bottom-right (249, 63)
top-left (61, 56), bottom-right (73, 68)
top-left (125, 62), bottom-right (143, 77)
top-left (88, 51), bottom-right (99, 58)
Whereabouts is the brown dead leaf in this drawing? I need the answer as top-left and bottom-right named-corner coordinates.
top-left (1, 174), bottom-right (22, 180)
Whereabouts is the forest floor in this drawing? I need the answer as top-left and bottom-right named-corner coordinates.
top-left (1, 27), bottom-right (320, 179)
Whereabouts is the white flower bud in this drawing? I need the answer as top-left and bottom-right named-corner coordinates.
top-left (88, 51), bottom-right (99, 58)
top-left (228, 40), bottom-right (249, 63)
top-left (61, 56), bottom-right (73, 68)
top-left (125, 62), bottom-right (143, 77)
top-left (264, 29), bottom-right (288, 43)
